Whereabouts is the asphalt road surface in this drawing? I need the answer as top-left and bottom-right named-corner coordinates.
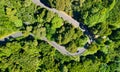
top-left (32, 0), bottom-right (94, 56)
top-left (0, 0), bottom-right (95, 56)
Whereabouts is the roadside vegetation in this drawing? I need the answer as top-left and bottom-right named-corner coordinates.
top-left (0, 0), bottom-right (120, 72)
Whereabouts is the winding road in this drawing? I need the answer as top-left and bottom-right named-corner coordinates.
top-left (32, 0), bottom-right (95, 56)
top-left (0, 0), bottom-right (95, 56)
top-left (0, 32), bottom-right (23, 44)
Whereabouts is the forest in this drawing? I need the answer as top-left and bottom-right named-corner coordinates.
top-left (0, 0), bottom-right (120, 72)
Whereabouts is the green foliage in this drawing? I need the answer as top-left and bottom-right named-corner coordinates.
top-left (0, 0), bottom-right (120, 72)
top-left (109, 29), bottom-right (120, 40)
top-left (75, 35), bottom-right (88, 47)
top-left (56, 0), bottom-right (65, 11)
top-left (107, 0), bottom-right (120, 30)
top-left (33, 26), bottom-right (46, 39)
top-left (45, 11), bottom-right (55, 22)
top-left (84, 8), bottom-right (109, 27)
top-left (66, 41), bottom-right (77, 53)
top-left (6, 7), bottom-right (23, 27)
top-left (53, 24), bottom-right (83, 45)
top-left (51, 16), bottom-right (63, 29)
top-left (91, 23), bottom-right (112, 36)
top-left (83, 42), bottom-right (99, 55)
top-left (45, 15), bottom-right (63, 40)
top-left (0, 13), bottom-right (17, 38)
top-left (0, 41), bottom-right (40, 72)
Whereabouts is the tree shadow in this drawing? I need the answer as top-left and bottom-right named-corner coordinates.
top-left (34, 8), bottom-right (44, 19)
top-left (72, 11), bottom-right (81, 21)
top-left (94, 50), bottom-right (106, 62)
top-left (0, 36), bottom-right (14, 45)
top-left (0, 34), bottom-right (35, 46)
top-left (86, 54), bottom-right (96, 61)
top-left (40, 0), bottom-right (51, 8)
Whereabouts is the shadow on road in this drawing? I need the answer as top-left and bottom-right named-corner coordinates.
top-left (79, 22), bottom-right (95, 42)
top-left (0, 36), bottom-right (13, 45)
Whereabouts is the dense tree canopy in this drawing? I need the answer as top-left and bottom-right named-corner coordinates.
top-left (0, 0), bottom-right (120, 72)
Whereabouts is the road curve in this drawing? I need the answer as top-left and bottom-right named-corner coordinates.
top-left (32, 0), bottom-right (93, 56)
top-left (42, 37), bottom-right (86, 56)
top-left (32, 0), bottom-right (85, 30)
top-left (0, 32), bottom-right (23, 44)
top-left (0, 32), bottom-right (23, 41)
top-left (0, 0), bottom-right (95, 56)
